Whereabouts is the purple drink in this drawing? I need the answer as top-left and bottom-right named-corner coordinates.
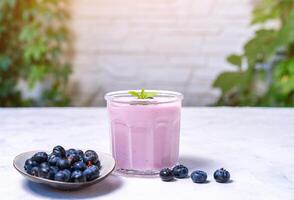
top-left (105, 90), bottom-right (183, 176)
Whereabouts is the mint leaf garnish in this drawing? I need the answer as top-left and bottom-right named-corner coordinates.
top-left (144, 92), bottom-right (157, 99)
top-left (128, 89), bottom-right (157, 99)
top-left (128, 91), bottom-right (140, 98)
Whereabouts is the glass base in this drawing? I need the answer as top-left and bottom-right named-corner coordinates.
top-left (114, 168), bottom-right (159, 177)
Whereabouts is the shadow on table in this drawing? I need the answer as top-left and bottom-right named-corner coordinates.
top-left (22, 175), bottom-right (123, 199)
top-left (179, 155), bottom-right (218, 170)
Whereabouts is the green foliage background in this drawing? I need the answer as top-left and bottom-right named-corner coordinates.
top-left (213, 0), bottom-right (294, 106)
top-left (0, 0), bottom-right (71, 106)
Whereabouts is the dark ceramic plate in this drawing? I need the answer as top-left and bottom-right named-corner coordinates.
top-left (13, 151), bottom-right (115, 190)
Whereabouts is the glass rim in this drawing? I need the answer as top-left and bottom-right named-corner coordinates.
top-left (104, 90), bottom-right (183, 104)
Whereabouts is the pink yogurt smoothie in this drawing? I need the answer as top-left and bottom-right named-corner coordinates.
top-left (105, 91), bottom-right (183, 174)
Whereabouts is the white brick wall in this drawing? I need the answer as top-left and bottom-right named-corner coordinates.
top-left (69, 0), bottom-right (254, 106)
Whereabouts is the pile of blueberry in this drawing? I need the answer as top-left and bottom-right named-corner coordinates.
top-left (24, 146), bottom-right (101, 182)
top-left (160, 165), bottom-right (230, 183)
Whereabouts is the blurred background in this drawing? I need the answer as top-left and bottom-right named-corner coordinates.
top-left (0, 0), bottom-right (293, 107)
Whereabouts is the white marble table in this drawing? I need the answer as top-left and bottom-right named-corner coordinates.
top-left (1, 108), bottom-right (294, 200)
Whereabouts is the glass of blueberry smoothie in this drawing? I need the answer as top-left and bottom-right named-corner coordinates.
top-left (105, 89), bottom-right (183, 176)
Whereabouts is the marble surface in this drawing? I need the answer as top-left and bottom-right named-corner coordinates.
top-left (0, 107), bottom-right (294, 200)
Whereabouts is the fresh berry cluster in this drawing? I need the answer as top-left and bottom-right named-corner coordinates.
top-left (160, 165), bottom-right (230, 183)
top-left (24, 146), bottom-right (101, 182)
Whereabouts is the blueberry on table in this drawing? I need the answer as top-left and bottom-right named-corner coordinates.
top-left (72, 161), bottom-right (86, 171)
top-left (214, 168), bottom-right (230, 183)
top-left (52, 145), bottom-right (66, 158)
top-left (56, 158), bottom-right (70, 170)
top-left (32, 152), bottom-right (48, 163)
top-left (172, 165), bottom-right (189, 178)
top-left (191, 170), bottom-right (207, 183)
top-left (159, 168), bottom-right (174, 182)
top-left (48, 154), bottom-right (60, 166)
top-left (71, 170), bottom-right (86, 182)
top-left (83, 150), bottom-right (99, 166)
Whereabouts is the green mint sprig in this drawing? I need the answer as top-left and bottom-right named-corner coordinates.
top-left (128, 89), bottom-right (157, 99)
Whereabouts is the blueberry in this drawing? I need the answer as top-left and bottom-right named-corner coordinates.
top-left (56, 158), bottom-right (70, 170)
top-left (30, 166), bottom-right (40, 176)
top-left (76, 150), bottom-right (83, 157)
top-left (62, 169), bottom-right (71, 182)
top-left (172, 165), bottom-right (189, 178)
top-left (89, 165), bottom-right (100, 179)
top-left (95, 160), bottom-right (101, 169)
top-left (24, 159), bottom-right (38, 173)
top-left (50, 166), bottom-right (59, 174)
top-left (52, 145), bottom-right (66, 158)
top-left (39, 162), bottom-right (49, 169)
top-left (76, 150), bottom-right (84, 161)
top-left (54, 171), bottom-right (67, 182)
top-left (47, 166), bottom-right (58, 180)
top-left (83, 150), bottom-right (99, 166)
top-left (72, 161), bottom-right (86, 171)
top-left (214, 168), bottom-right (230, 183)
top-left (191, 170), bottom-right (207, 183)
top-left (48, 154), bottom-right (60, 166)
top-left (25, 159), bottom-right (38, 167)
top-left (83, 165), bottom-right (100, 181)
top-left (159, 168), bottom-right (174, 182)
top-left (82, 168), bottom-right (93, 181)
top-left (39, 165), bottom-right (50, 178)
top-left (32, 152), bottom-right (48, 163)
top-left (67, 153), bottom-right (80, 165)
top-left (71, 170), bottom-right (86, 182)
top-left (66, 148), bottom-right (77, 157)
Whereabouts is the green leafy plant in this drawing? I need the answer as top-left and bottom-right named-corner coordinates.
top-left (213, 0), bottom-right (294, 106)
top-left (128, 89), bottom-right (158, 99)
top-left (0, 0), bottom-right (71, 106)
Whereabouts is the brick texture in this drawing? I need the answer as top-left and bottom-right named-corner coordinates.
top-left (69, 0), bottom-right (254, 106)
